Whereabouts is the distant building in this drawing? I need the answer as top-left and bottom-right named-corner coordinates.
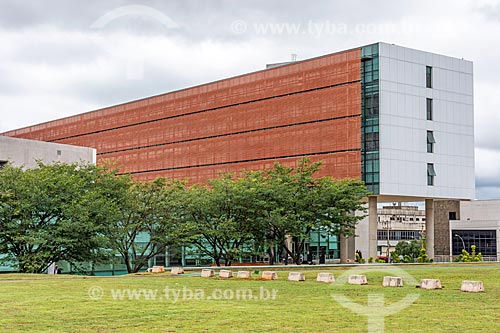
top-left (377, 205), bottom-right (425, 256)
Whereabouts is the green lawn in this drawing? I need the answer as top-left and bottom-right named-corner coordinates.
top-left (1, 264), bottom-right (499, 332)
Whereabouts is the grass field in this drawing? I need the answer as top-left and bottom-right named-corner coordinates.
top-left (1, 263), bottom-right (499, 332)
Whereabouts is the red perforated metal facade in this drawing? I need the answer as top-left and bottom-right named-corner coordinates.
top-left (2, 48), bottom-right (362, 183)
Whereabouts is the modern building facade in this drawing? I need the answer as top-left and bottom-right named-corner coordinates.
top-left (434, 200), bottom-right (500, 261)
top-left (0, 135), bottom-right (96, 169)
top-left (1, 42), bottom-right (475, 261)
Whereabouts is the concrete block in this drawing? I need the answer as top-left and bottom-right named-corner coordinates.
top-left (151, 266), bottom-right (165, 273)
top-left (237, 271), bottom-right (252, 279)
top-left (383, 276), bottom-right (403, 287)
top-left (170, 267), bottom-right (184, 275)
top-left (201, 269), bottom-right (215, 278)
top-left (419, 279), bottom-right (442, 289)
top-left (261, 271), bottom-right (278, 280)
top-left (316, 272), bottom-right (335, 283)
top-left (348, 275), bottom-right (368, 285)
top-left (219, 270), bottom-right (233, 278)
top-left (288, 272), bottom-right (305, 281)
top-left (461, 280), bottom-right (484, 293)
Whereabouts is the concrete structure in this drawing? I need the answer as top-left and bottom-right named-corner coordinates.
top-left (437, 200), bottom-right (500, 261)
top-left (382, 276), bottom-right (403, 287)
top-left (419, 279), bottom-right (442, 290)
top-left (170, 267), bottom-right (184, 275)
top-left (288, 272), bottom-right (306, 281)
top-left (1, 43), bottom-right (475, 262)
top-left (219, 270), bottom-right (234, 278)
top-left (201, 269), bottom-right (215, 278)
top-left (236, 271), bottom-right (252, 279)
top-left (316, 272), bottom-right (335, 283)
top-left (0, 135), bottom-right (96, 168)
top-left (348, 274), bottom-right (368, 285)
top-left (261, 271), bottom-right (278, 280)
top-left (461, 280), bottom-right (484, 293)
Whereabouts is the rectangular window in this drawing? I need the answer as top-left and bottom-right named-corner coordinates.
top-left (427, 163), bottom-right (436, 186)
top-left (427, 131), bottom-right (435, 153)
top-left (449, 212), bottom-right (457, 220)
top-left (426, 98), bottom-right (433, 120)
top-left (426, 66), bottom-right (432, 88)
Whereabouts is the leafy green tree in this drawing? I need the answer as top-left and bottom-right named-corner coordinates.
top-left (392, 240), bottom-right (422, 262)
top-left (104, 177), bottom-right (190, 273)
top-left (259, 158), bottom-right (369, 264)
top-left (0, 162), bottom-right (115, 273)
top-left (182, 174), bottom-right (266, 266)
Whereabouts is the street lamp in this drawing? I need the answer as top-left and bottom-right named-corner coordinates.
top-left (454, 234), bottom-right (465, 251)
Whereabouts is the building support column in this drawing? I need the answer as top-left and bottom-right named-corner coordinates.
top-left (340, 211), bottom-right (356, 263)
top-left (425, 199), bottom-right (435, 259)
top-left (339, 233), bottom-right (349, 264)
top-left (368, 196), bottom-right (378, 259)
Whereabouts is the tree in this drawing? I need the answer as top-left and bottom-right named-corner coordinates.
top-left (104, 177), bottom-right (190, 273)
top-left (259, 158), bottom-right (370, 264)
top-left (392, 240), bottom-right (422, 262)
top-left (182, 174), bottom-right (266, 266)
top-left (0, 162), bottom-right (115, 273)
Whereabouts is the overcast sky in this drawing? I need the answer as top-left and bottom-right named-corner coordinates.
top-left (1, 0), bottom-right (500, 199)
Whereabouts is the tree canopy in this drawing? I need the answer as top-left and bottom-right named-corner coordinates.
top-left (0, 162), bottom-right (115, 273)
top-left (0, 157), bottom-right (371, 272)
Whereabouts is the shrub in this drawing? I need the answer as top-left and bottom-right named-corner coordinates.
top-left (454, 245), bottom-right (483, 262)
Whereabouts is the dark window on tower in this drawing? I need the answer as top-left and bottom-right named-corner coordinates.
top-left (427, 163), bottom-right (436, 186)
top-left (426, 98), bottom-right (433, 120)
top-left (427, 131), bottom-right (436, 153)
top-left (426, 66), bottom-right (432, 88)
top-left (449, 212), bottom-right (457, 220)
top-left (364, 132), bottom-right (379, 151)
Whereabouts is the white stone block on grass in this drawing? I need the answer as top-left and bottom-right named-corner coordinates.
top-left (461, 280), bottom-right (484, 293)
top-left (383, 276), bottom-right (403, 287)
top-left (201, 269), bottom-right (215, 278)
top-left (348, 275), bottom-right (367, 285)
top-left (316, 272), bottom-right (335, 283)
top-left (151, 266), bottom-right (165, 273)
top-left (170, 267), bottom-right (184, 275)
top-left (219, 270), bottom-right (233, 278)
top-left (288, 272), bottom-right (305, 281)
top-left (419, 279), bottom-right (442, 289)
top-left (237, 271), bottom-right (252, 279)
top-left (261, 271), bottom-right (278, 280)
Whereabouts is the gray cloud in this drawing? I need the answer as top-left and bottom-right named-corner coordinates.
top-left (1, 0), bottom-right (500, 200)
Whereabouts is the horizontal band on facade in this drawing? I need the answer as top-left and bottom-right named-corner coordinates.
top-left (98, 114), bottom-right (361, 156)
top-left (119, 149), bottom-right (361, 176)
top-left (50, 79), bottom-right (361, 143)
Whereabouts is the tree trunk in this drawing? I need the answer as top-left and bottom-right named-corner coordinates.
top-left (268, 247), bottom-right (275, 265)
